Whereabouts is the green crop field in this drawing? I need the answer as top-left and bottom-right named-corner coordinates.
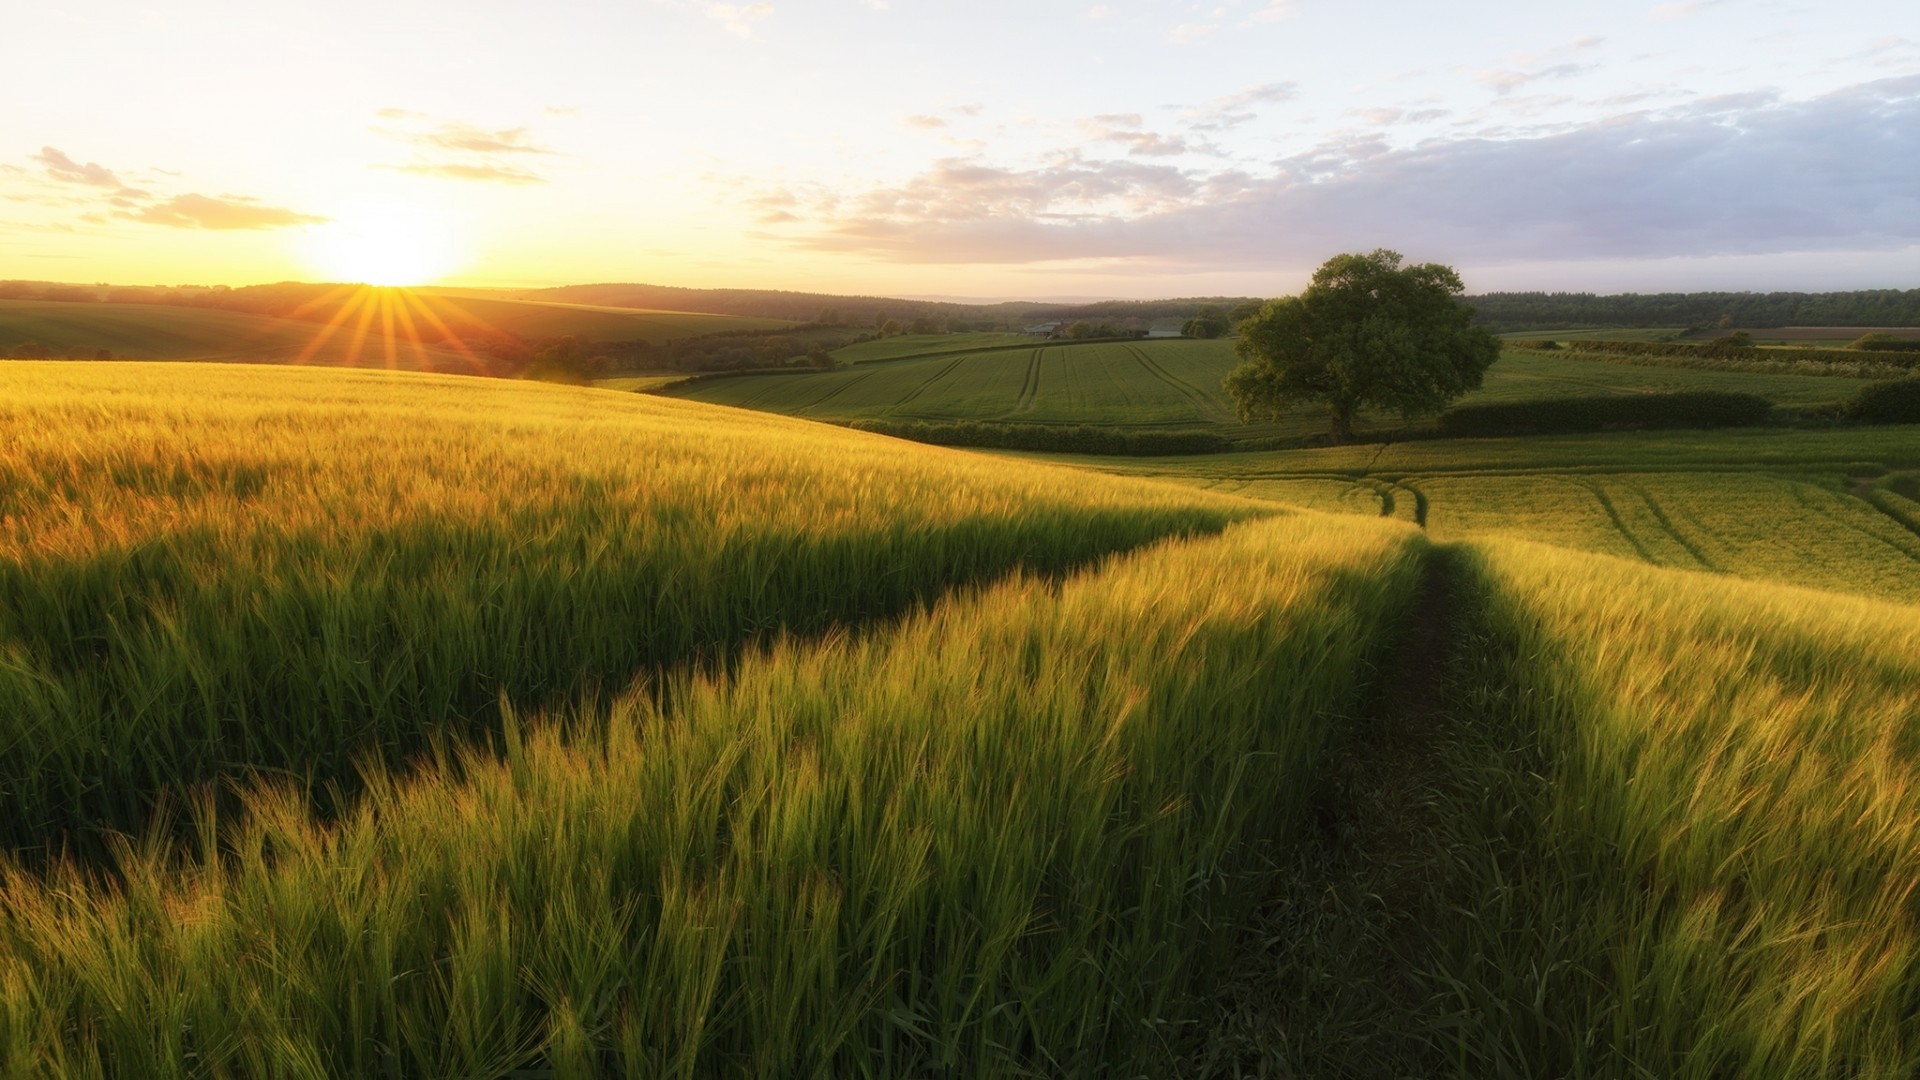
top-left (1071, 426), bottom-right (1920, 604)
top-left (1499, 327), bottom-right (1689, 342)
top-left (670, 340), bottom-right (1871, 440)
top-left (829, 332), bottom-right (1032, 364)
top-left (3, 361), bottom-right (1918, 1076)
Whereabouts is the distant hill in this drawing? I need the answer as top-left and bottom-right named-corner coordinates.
top-left (0, 298), bottom-right (479, 371)
top-left (514, 283), bottom-right (1260, 331)
top-left (0, 285), bottom-right (795, 374)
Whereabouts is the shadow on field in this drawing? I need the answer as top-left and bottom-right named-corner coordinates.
top-left (1, 510), bottom-right (1247, 866)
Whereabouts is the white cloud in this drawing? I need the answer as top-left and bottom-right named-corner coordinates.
top-left (1246, 0), bottom-right (1290, 24)
top-left (1172, 22), bottom-right (1219, 44)
top-left (706, 3), bottom-right (774, 37)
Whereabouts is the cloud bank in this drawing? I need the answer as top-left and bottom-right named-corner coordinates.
top-left (758, 77), bottom-right (1920, 268)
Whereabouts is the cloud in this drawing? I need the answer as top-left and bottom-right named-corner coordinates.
top-left (904, 114), bottom-right (949, 130)
top-left (1184, 81), bottom-right (1299, 130)
top-left (706, 2), bottom-right (773, 37)
top-left (373, 111), bottom-right (556, 184)
top-left (1478, 62), bottom-right (1594, 96)
top-left (124, 194), bottom-right (327, 230)
top-left (378, 162), bottom-right (548, 185)
top-left (1246, 1), bottom-right (1290, 23)
top-left (33, 147), bottom-right (119, 187)
top-left (405, 122), bottom-right (551, 155)
top-left (756, 77), bottom-right (1920, 269)
top-left (32, 147), bottom-right (147, 197)
top-left (1081, 115), bottom-right (1191, 157)
top-left (1172, 22), bottom-right (1219, 43)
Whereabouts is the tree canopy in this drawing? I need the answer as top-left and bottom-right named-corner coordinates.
top-left (1224, 250), bottom-right (1501, 442)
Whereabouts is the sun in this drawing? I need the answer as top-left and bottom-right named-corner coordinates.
top-left (300, 203), bottom-right (464, 286)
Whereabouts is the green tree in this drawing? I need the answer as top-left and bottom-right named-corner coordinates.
top-left (1064, 320), bottom-right (1096, 339)
top-left (1181, 305), bottom-right (1230, 339)
top-left (1224, 250), bottom-right (1500, 443)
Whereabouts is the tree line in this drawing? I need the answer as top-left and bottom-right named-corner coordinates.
top-left (1464, 289), bottom-right (1920, 330)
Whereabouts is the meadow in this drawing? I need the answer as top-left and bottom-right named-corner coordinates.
top-left (671, 339), bottom-right (1875, 441)
top-left (3, 359), bottom-right (1918, 1075)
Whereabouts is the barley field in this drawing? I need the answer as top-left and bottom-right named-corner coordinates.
top-left (1424, 540), bottom-right (1920, 1076)
top-left (0, 362), bottom-right (1257, 846)
top-left (4, 360), bottom-right (1919, 1076)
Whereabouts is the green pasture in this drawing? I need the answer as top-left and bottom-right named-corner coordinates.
top-left (672, 339), bottom-right (1871, 439)
top-left (830, 332), bottom-right (1032, 364)
top-left (1498, 327), bottom-right (1688, 342)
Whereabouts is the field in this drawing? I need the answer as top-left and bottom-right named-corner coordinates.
top-left (1071, 427), bottom-right (1920, 604)
top-left (292, 288), bottom-right (794, 343)
top-left (828, 332), bottom-right (1032, 364)
top-left (3, 361), bottom-right (1919, 1075)
top-left (0, 298), bottom-right (474, 368)
top-left (1498, 326), bottom-right (1688, 342)
top-left (0, 290), bottom-right (789, 368)
top-left (669, 339), bottom-right (1873, 440)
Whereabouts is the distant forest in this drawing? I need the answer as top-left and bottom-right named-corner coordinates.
top-left (518, 283), bottom-right (1260, 330)
top-left (484, 284), bottom-right (1920, 332)
top-left (1463, 289), bottom-right (1920, 330)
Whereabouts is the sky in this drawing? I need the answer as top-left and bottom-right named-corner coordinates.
top-left (3, 0), bottom-right (1917, 298)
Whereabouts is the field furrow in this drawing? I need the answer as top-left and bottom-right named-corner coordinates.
top-left (797, 369), bottom-right (873, 411)
top-left (1013, 348), bottom-right (1042, 412)
top-left (893, 353), bottom-right (969, 406)
top-left (1126, 344), bottom-right (1229, 422)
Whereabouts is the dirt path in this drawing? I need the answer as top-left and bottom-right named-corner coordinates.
top-left (1184, 546), bottom-right (1464, 1077)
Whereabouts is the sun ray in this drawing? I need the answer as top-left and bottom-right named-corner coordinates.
top-left (378, 290), bottom-right (400, 369)
top-left (385, 289), bottom-right (433, 371)
top-left (398, 291), bottom-right (491, 376)
top-left (343, 288), bottom-right (383, 368)
top-left (290, 286), bottom-right (374, 367)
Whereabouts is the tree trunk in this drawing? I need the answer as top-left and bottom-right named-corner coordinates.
top-left (1328, 408), bottom-right (1355, 444)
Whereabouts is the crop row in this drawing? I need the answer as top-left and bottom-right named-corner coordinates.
top-left (1425, 539), bottom-right (1920, 1076)
top-left (0, 363), bottom-right (1258, 847)
top-left (0, 515), bottom-right (1425, 1076)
